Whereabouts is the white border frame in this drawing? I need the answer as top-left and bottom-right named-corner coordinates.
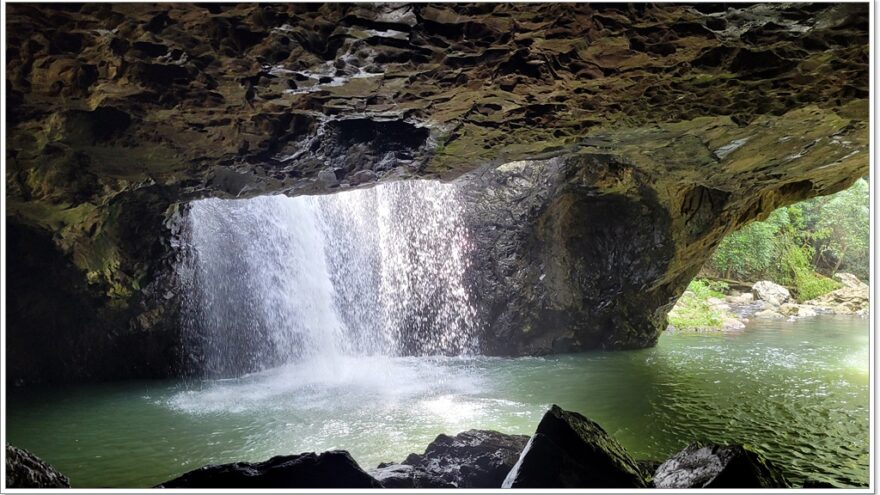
top-left (0, 0), bottom-right (875, 493)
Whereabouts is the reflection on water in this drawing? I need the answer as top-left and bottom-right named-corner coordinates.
top-left (6, 316), bottom-right (869, 488)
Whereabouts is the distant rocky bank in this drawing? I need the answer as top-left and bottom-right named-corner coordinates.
top-left (668, 272), bottom-right (868, 333)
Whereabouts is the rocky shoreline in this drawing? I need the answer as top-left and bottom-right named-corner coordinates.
top-left (8, 405), bottom-right (849, 489)
top-left (668, 272), bottom-right (869, 334)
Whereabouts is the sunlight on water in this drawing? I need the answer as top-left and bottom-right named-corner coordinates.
top-left (166, 356), bottom-right (484, 416)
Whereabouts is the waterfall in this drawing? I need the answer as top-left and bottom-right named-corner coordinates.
top-left (179, 180), bottom-right (479, 377)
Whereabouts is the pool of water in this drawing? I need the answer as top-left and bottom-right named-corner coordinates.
top-left (6, 315), bottom-right (870, 488)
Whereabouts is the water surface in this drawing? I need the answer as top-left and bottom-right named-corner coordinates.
top-left (7, 316), bottom-right (869, 488)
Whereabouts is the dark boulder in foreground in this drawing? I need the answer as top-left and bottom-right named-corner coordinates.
top-left (372, 429), bottom-right (529, 488)
top-left (156, 451), bottom-right (381, 488)
top-left (6, 444), bottom-right (70, 488)
top-left (370, 463), bottom-right (454, 488)
top-left (502, 405), bottom-right (646, 488)
top-left (653, 443), bottom-right (790, 488)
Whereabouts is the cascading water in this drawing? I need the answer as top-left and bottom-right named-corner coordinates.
top-left (179, 180), bottom-right (479, 377)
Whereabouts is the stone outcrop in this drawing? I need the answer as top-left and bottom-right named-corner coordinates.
top-left (156, 451), bottom-right (382, 488)
top-left (5, 4), bottom-right (869, 380)
top-left (751, 281), bottom-right (792, 307)
top-left (652, 443), bottom-right (790, 489)
top-left (806, 272), bottom-right (869, 315)
top-left (834, 272), bottom-right (868, 290)
top-left (5, 444), bottom-right (70, 489)
top-left (502, 405), bottom-right (646, 488)
top-left (371, 429), bottom-right (529, 488)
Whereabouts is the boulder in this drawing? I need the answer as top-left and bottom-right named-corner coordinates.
top-left (369, 463), bottom-right (454, 488)
top-left (778, 303), bottom-right (801, 316)
top-left (653, 444), bottom-right (790, 489)
top-left (833, 272), bottom-right (868, 290)
top-left (797, 305), bottom-right (818, 318)
top-left (397, 429), bottom-right (529, 488)
top-left (156, 451), bottom-right (382, 488)
top-left (502, 405), bottom-right (646, 488)
top-left (720, 317), bottom-right (746, 331)
top-left (706, 297), bottom-right (726, 307)
top-left (751, 281), bottom-right (791, 306)
top-left (754, 309), bottom-right (785, 319)
top-left (807, 276), bottom-right (869, 315)
top-left (5, 444), bottom-right (70, 488)
top-left (726, 292), bottom-right (754, 305)
top-left (316, 169), bottom-right (339, 188)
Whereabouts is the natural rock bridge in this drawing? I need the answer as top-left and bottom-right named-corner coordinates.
top-left (5, 3), bottom-right (868, 383)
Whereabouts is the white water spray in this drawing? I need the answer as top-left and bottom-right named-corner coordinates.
top-left (180, 181), bottom-right (478, 377)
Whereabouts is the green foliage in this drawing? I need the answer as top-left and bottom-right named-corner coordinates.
top-left (707, 179), bottom-right (868, 290)
top-left (705, 279), bottom-right (729, 294)
top-left (688, 279), bottom-right (727, 299)
top-left (778, 244), bottom-right (840, 302)
top-left (813, 178), bottom-right (870, 279)
top-left (711, 211), bottom-right (784, 280)
top-left (668, 279), bottom-right (729, 330)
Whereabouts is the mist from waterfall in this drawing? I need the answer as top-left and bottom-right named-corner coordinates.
top-left (179, 180), bottom-right (479, 377)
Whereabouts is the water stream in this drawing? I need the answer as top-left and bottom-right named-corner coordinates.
top-left (7, 316), bottom-right (869, 488)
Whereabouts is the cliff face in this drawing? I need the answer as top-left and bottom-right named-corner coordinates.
top-left (5, 3), bottom-right (869, 381)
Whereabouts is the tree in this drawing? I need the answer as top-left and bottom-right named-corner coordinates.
top-left (706, 178), bottom-right (868, 295)
top-left (813, 178), bottom-right (869, 278)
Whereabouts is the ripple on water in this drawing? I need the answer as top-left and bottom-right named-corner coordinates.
top-left (4, 316), bottom-right (869, 488)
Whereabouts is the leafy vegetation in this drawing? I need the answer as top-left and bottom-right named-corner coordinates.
top-left (668, 279), bottom-right (731, 330)
top-left (707, 178), bottom-right (868, 301)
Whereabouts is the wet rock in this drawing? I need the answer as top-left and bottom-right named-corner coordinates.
top-left (778, 303), bottom-right (801, 316)
top-left (156, 451), bottom-right (382, 488)
top-left (369, 463), bottom-right (454, 488)
top-left (461, 157), bottom-right (677, 353)
top-left (397, 429), bottom-right (529, 488)
top-left (797, 305), bottom-right (818, 318)
top-left (752, 281), bottom-right (791, 306)
top-left (720, 316), bottom-right (746, 331)
top-left (726, 292), bottom-right (754, 305)
top-left (775, 302), bottom-right (820, 319)
top-left (754, 309), bottom-right (785, 319)
top-left (5, 444), bottom-right (70, 488)
top-left (317, 169), bottom-right (339, 188)
top-left (502, 405), bottom-right (646, 488)
top-left (653, 443), bottom-right (790, 489)
top-left (349, 169), bottom-right (378, 186)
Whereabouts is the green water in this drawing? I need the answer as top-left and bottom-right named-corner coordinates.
top-left (6, 316), bottom-right (870, 488)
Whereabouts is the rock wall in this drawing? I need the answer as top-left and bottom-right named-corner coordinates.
top-left (5, 3), bottom-right (869, 381)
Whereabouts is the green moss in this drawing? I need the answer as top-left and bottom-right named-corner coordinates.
top-left (778, 246), bottom-right (840, 301)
